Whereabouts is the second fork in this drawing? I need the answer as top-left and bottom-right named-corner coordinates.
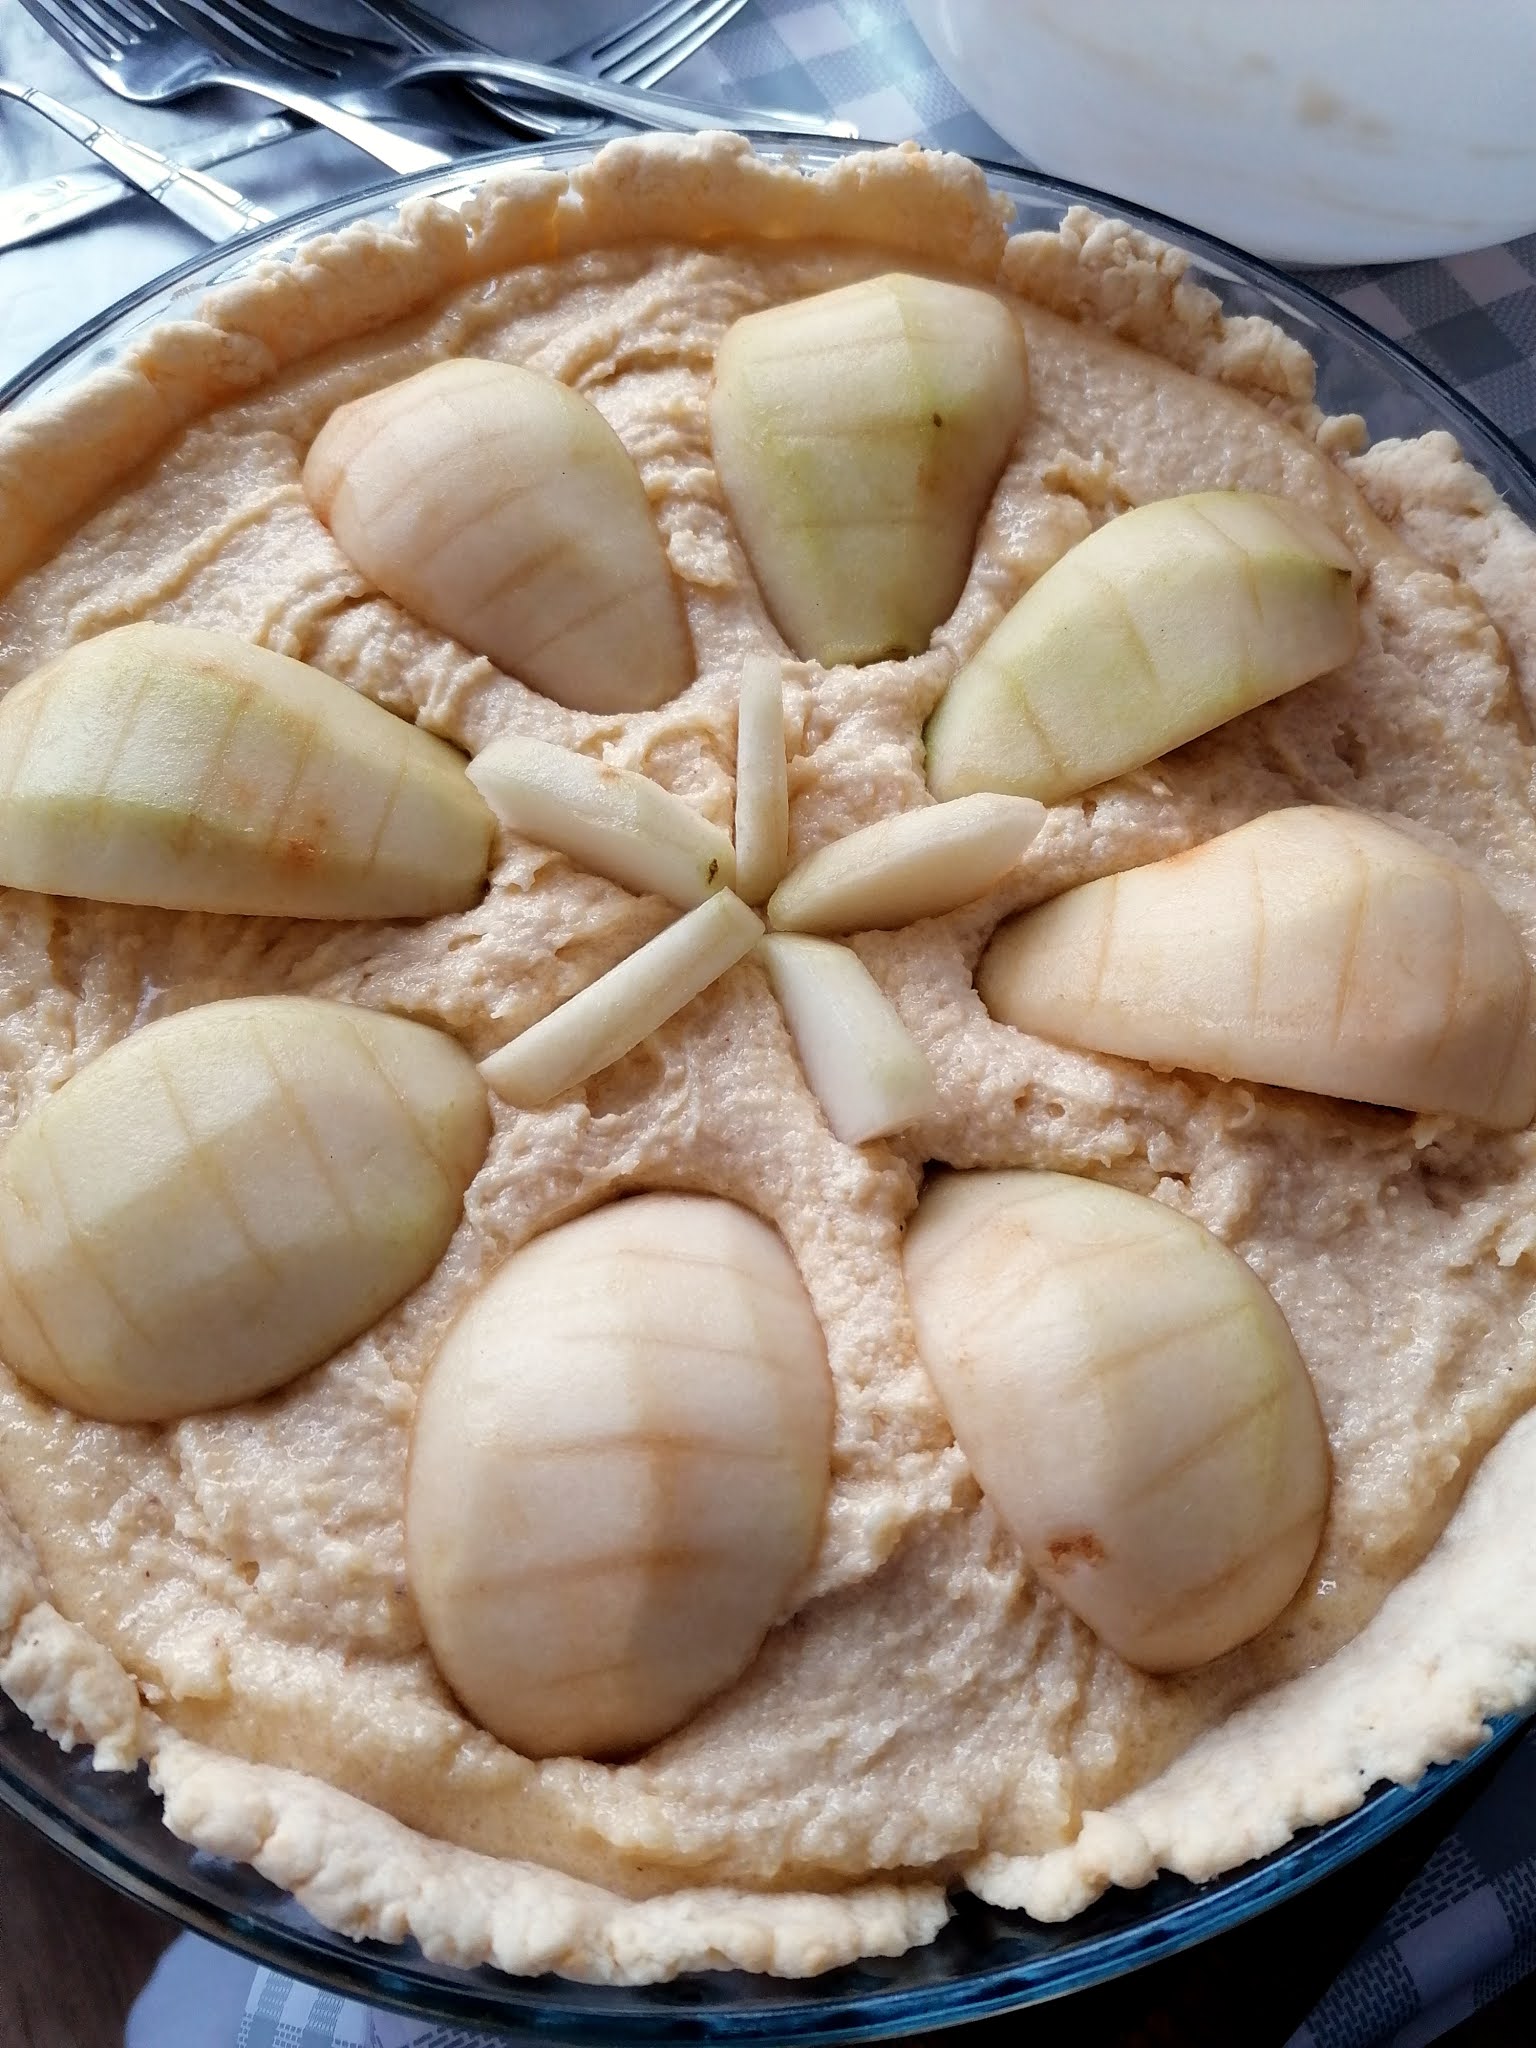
top-left (20, 0), bottom-right (451, 175)
top-left (170, 0), bottom-right (857, 140)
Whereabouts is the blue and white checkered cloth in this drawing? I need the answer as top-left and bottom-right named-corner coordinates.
top-left (1288, 1735), bottom-right (1536, 2048)
top-left (6, 0), bottom-right (1536, 2039)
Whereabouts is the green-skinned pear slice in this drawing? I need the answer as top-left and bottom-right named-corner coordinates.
top-left (733, 655), bottom-right (790, 906)
top-left (904, 1170), bottom-right (1330, 1672)
top-left (710, 273), bottom-right (1028, 665)
top-left (0, 624), bottom-right (492, 919)
top-left (0, 997), bottom-right (490, 1423)
top-left (408, 1193), bottom-right (832, 1758)
top-left (304, 358), bottom-right (692, 713)
top-left (759, 933), bottom-right (938, 1144)
top-left (925, 492), bottom-right (1359, 804)
top-left (467, 734), bottom-right (733, 908)
top-left (481, 888), bottom-right (764, 1108)
top-left (766, 793), bottom-right (1043, 935)
top-left (980, 806), bottom-right (1536, 1129)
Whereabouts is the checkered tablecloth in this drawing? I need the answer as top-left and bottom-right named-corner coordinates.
top-left (1291, 1735), bottom-right (1536, 2048)
top-left (7, 2), bottom-right (1536, 2043)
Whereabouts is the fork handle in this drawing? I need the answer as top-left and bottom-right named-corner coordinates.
top-left (215, 77), bottom-right (450, 174)
top-left (381, 53), bottom-right (858, 139)
top-left (0, 81), bottom-right (272, 240)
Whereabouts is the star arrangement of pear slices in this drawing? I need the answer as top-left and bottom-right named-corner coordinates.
top-left (468, 694), bottom-right (1044, 1131)
top-left (0, 263), bottom-right (1532, 1764)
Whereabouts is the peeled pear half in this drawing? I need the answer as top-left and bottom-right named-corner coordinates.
top-left (0, 998), bottom-right (490, 1423)
top-left (305, 358), bottom-right (692, 713)
top-left (980, 806), bottom-right (1536, 1129)
top-left (408, 1194), bottom-right (832, 1758)
top-left (926, 492), bottom-right (1359, 803)
top-left (0, 624), bottom-right (492, 919)
top-left (710, 272), bottom-right (1028, 665)
top-left (905, 1170), bottom-right (1330, 1672)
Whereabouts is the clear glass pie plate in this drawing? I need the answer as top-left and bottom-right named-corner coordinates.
top-left (1, 137), bottom-right (1533, 2041)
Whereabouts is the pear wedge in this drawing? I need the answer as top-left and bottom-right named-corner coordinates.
top-left (759, 933), bottom-right (938, 1144)
top-left (304, 358), bottom-right (693, 713)
top-left (481, 889), bottom-right (764, 1108)
top-left (710, 273), bottom-right (1028, 666)
top-left (979, 806), bottom-right (1536, 1129)
top-left (733, 655), bottom-right (791, 906)
top-left (926, 492), bottom-right (1359, 803)
top-left (767, 793), bottom-right (1044, 935)
top-left (468, 735), bottom-right (734, 909)
top-left (0, 623), bottom-right (492, 919)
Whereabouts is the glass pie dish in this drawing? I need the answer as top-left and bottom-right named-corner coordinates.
top-left (1, 137), bottom-right (1534, 2040)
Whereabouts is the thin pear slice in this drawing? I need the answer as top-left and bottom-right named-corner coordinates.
top-left (767, 793), bottom-right (1044, 935)
top-left (408, 1193), bottom-right (832, 1759)
top-left (733, 655), bottom-right (790, 906)
top-left (710, 272), bottom-right (1028, 665)
top-left (304, 358), bottom-right (692, 713)
top-left (467, 734), bottom-right (733, 909)
top-left (481, 889), bottom-right (764, 1108)
top-left (0, 623), bottom-right (492, 919)
top-left (758, 933), bottom-right (938, 1144)
top-left (925, 492), bottom-right (1359, 804)
top-left (980, 806), bottom-right (1536, 1129)
top-left (0, 998), bottom-right (490, 1424)
top-left (904, 1170), bottom-right (1330, 1672)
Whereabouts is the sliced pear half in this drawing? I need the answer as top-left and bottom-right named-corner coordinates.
top-left (305, 358), bottom-right (692, 713)
top-left (926, 492), bottom-right (1359, 804)
top-left (905, 1169), bottom-right (1330, 1672)
top-left (0, 997), bottom-right (489, 1423)
top-left (0, 623), bottom-right (491, 919)
top-left (408, 1194), bottom-right (832, 1759)
top-left (979, 805), bottom-right (1536, 1129)
top-left (710, 273), bottom-right (1028, 665)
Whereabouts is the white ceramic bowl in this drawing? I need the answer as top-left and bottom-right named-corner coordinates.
top-left (905, 0), bottom-right (1536, 264)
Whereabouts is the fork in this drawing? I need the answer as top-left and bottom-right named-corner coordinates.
top-left (0, 0), bottom-right (841, 255)
top-left (0, 74), bottom-right (269, 236)
top-left (17, 0), bottom-right (450, 175)
top-left (349, 0), bottom-right (751, 142)
top-left (172, 0), bottom-right (857, 140)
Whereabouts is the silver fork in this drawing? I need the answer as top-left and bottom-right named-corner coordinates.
top-left (350, 0), bottom-right (751, 141)
top-left (569, 0), bottom-right (750, 89)
top-left (17, 0), bottom-right (450, 175)
top-left (172, 0), bottom-right (855, 139)
top-left (0, 0), bottom-right (794, 251)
